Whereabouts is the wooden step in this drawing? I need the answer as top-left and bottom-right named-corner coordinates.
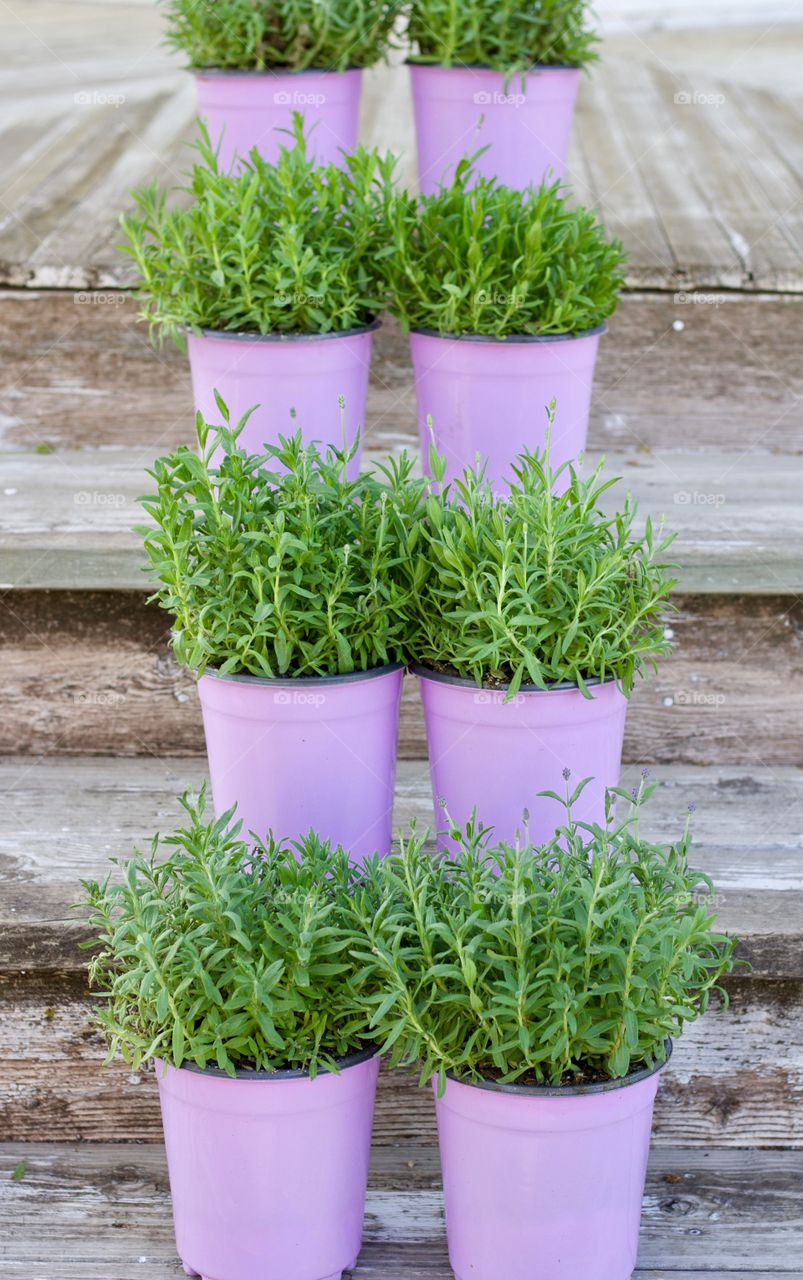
top-left (3, 969), bottom-right (798, 1149)
top-left (0, 1143), bottom-right (800, 1277)
top-left (1, 15), bottom-right (801, 291)
top-left (1, 758), bottom-right (800, 977)
top-left (0, 593), bottom-right (800, 767)
top-left (1, 444), bottom-right (801, 594)
top-left (1, 293), bottom-right (802, 458)
top-left (0, 758), bottom-right (800, 1149)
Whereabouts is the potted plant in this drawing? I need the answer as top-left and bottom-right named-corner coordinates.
top-left (139, 408), bottom-right (425, 856)
top-left (408, 443), bottom-right (675, 844)
top-left (121, 119), bottom-right (398, 470)
top-left (82, 792), bottom-right (381, 1280)
top-left (407, 0), bottom-right (599, 192)
top-left (162, 0), bottom-right (401, 170)
top-left (354, 779), bottom-right (740, 1280)
top-left (383, 171), bottom-right (625, 490)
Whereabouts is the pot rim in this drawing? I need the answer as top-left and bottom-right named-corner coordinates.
top-left (446, 1040), bottom-right (672, 1097)
top-left (201, 660), bottom-right (404, 688)
top-left (192, 66), bottom-right (363, 79)
top-left (410, 662), bottom-right (618, 695)
top-left (406, 59), bottom-right (580, 74)
top-left (169, 1046), bottom-right (377, 1081)
top-left (190, 318), bottom-right (381, 344)
top-left (409, 321), bottom-right (607, 344)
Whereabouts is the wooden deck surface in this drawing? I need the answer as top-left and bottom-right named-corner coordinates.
top-left (0, 8), bottom-right (801, 289)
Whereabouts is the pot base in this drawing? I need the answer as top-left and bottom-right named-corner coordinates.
top-left (183, 1271), bottom-right (347, 1280)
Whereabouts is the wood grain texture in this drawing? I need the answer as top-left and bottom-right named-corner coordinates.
top-left (0, 11), bottom-right (801, 289)
top-left (0, 593), bottom-right (799, 768)
top-left (1, 973), bottom-right (800, 1149)
top-left (0, 757), bottom-right (800, 975)
top-left (0, 1142), bottom-right (801, 1276)
top-left (1, 292), bottom-right (802, 457)
top-left (1, 446), bottom-right (801, 593)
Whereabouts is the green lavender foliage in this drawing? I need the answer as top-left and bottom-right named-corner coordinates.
top-left (137, 405), bottom-right (426, 678)
top-left (351, 778), bottom-right (740, 1090)
top-left (82, 792), bottom-right (371, 1076)
top-left (408, 0), bottom-right (599, 70)
top-left (383, 165), bottom-right (625, 337)
top-left (161, 0), bottom-right (401, 71)
top-left (410, 419), bottom-right (676, 696)
top-left (120, 118), bottom-right (398, 341)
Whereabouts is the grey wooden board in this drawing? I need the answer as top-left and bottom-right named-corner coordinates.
top-left (0, 1144), bottom-right (801, 1275)
top-left (0, 593), bottom-right (800, 772)
top-left (2, 971), bottom-right (800, 1148)
top-left (0, 7), bottom-right (801, 289)
top-left (1, 447), bottom-right (801, 593)
top-left (1, 293), bottom-right (802, 459)
top-left (0, 758), bottom-right (800, 976)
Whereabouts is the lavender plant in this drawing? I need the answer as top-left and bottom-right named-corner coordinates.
top-left (410, 417), bottom-right (676, 696)
top-left (408, 0), bottom-right (599, 71)
top-left (82, 791), bottom-right (371, 1076)
top-left (120, 118), bottom-right (398, 341)
top-left (352, 776), bottom-right (740, 1090)
top-left (137, 403), bottom-right (426, 678)
top-left (162, 0), bottom-right (400, 71)
top-left (382, 166), bottom-right (625, 337)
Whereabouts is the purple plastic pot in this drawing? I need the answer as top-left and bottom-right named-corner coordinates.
top-left (410, 326), bottom-right (604, 492)
top-left (194, 68), bottom-right (363, 172)
top-left (197, 664), bottom-right (403, 858)
top-left (413, 666), bottom-right (627, 847)
top-left (187, 325), bottom-right (378, 475)
top-left (410, 64), bottom-right (580, 193)
top-left (435, 1050), bottom-right (668, 1280)
top-left (157, 1050), bottom-right (379, 1280)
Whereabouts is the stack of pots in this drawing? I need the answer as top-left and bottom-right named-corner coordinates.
top-left (120, 4), bottom-right (680, 1278)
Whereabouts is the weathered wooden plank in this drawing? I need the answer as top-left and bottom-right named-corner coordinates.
top-left (0, 758), bottom-right (800, 975)
top-left (0, 593), bottom-right (799, 769)
top-left (1, 446), bottom-right (801, 593)
top-left (0, 1143), bottom-right (800, 1275)
top-left (0, 966), bottom-right (800, 1149)
top-left (2, 292), bottom-right (802, 457)
top-left (0, 11), bottom-right (801, 289)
